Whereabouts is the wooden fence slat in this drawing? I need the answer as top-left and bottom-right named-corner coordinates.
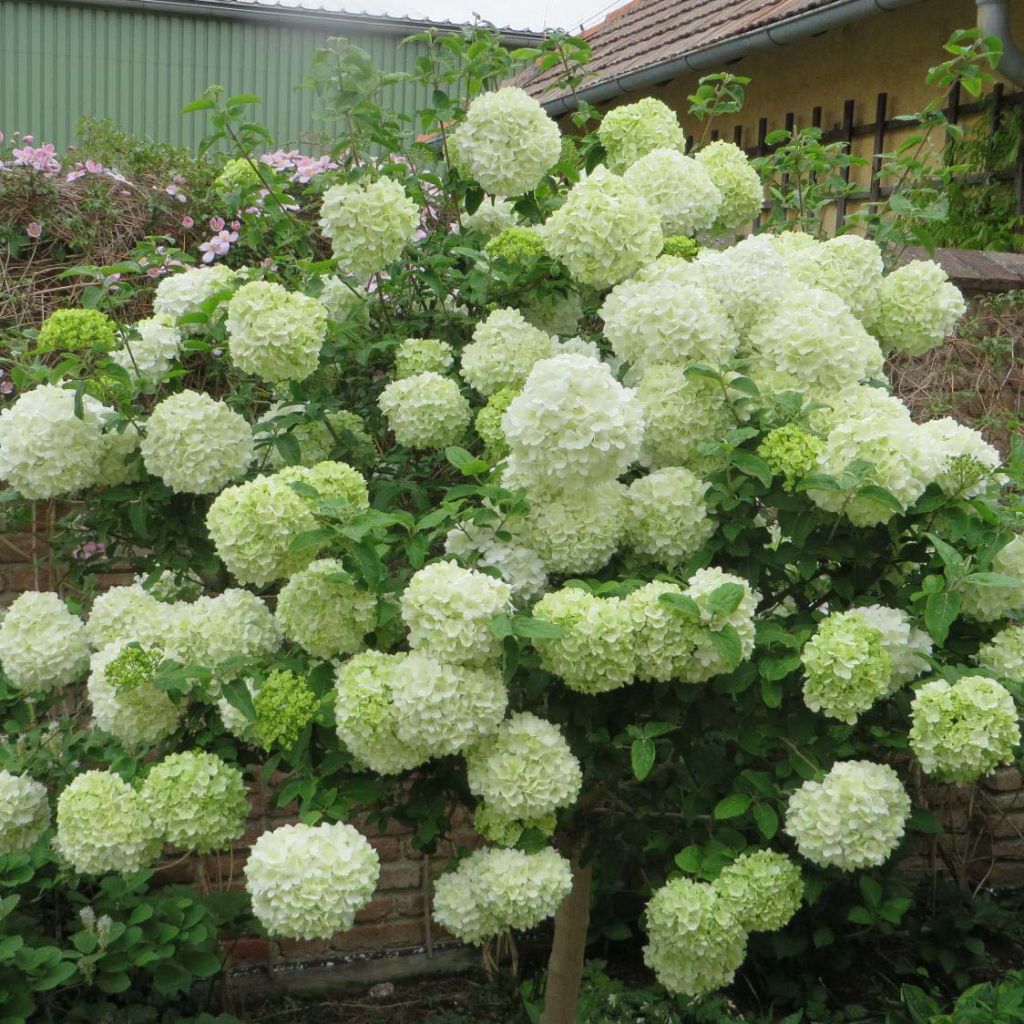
top-left (868, 91), bottom-right (888, 214)
top-left (835, 98), bottom-right (856, 230)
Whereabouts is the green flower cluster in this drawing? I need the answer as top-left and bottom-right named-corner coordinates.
top-left (36, 308), bottom-right (117, 353)
top-left (484, 227), bottom-right (546, 266)
top-left (252, 669), bottom-right (320, 750)
top-left (474, 388), bottom-right (518, 458)
top-left (104, 644), bottom-right (163, 692)
top-left (713, 850), bottom-right (804, 933)
top-left (661, 235), bottom-right (701, 260)
top-left (393, 337), bottom-right (454, 379)
top-left (758, 424), bottom-right (824, 491)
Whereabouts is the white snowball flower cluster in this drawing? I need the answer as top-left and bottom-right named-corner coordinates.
top-left (245, 822), bottom-right (379, 939)
top-left (909, 675), bottom-right (1020, 783)
top-left (540, 168), bottom-right (662, 289)
top-left (642, 877), bottom-right (747, 998)
top-left (55, 770), bottom-right (161, 875)
top-left (635, 362), bottom-right (733, 473)
top-left (141, 390), bottom-right (253, 494)
top-left (277, 559), bottom-right (376, 660)
top-left (225, 281), bottom-right (327, 384)
top-left (334, 651), bottom-right (430, 774)
top-left (532, 588), bottom-right (637, 693)
top-left (401, 560), bottom-right (512, 666)
top-left (277, 460), bottom-right (370, 513)
top-left (113, 315), bottom-right (182, 381)
top-left (432, 847), bottom-right (571, 944)
top-left (801, 610), bottom-right (892, 724)
top-left (808, 386), bottom-right (936, 527)
top-left (713, 850), bottom-right (804, 933)
top-left (694, 234), bottom-right (792, 334)
top-left (624, 467), bottom-right (714, 567)
top-left (521, 480), bottom-right (627, 576)
top-left (461, 308), bottom-right (555, 396)
top-left (0, 591), bottom-right (90, 692)
top-left (191, 589), bottom-right (282, 670)
top-left (391, 653), bottom-right (507, 757)
top-left (461, 197), bottom-right (520, 237)
top-left (88, 641), bottom-right (183, 750)
top-left (694, 140), bottom-right (764, 233)
top-left (502, 355), bottom-right (645, 491)
top-left (597, 98), bottom-right (686, 174)
top-left (0, 384), bottom-right (110, 498)
top-left (855, 605), bottom-right (933, 687)
top-left (207, 474), bottom-right (319, 586)
top-left (466, 712), bottom-right (582, 821)
top-left (153, 263), bottom-right (237, 321)
top-left (318, 275), bottom-right (369, 323)
top-left (449, 87), bottom-right (561, 196)
top-left (747, 284), bottom-right (884, 396)
top-left (874, 260), bottom-right (966, 355)
top-left (85, 584), bottom-right (164, 650)
top-left (445, 520), bottom-right (549, 601)
top-left (0, 771), bottom-right (50, 855)
top-left (318, 178), bottom-right (419, 278)
top-left (394, 337), bottom-right (454, 379)
top-left (916, 417), bottom-right (1001, 497)
top-left (785, 760), bottom-right (911, 870)
top-left (623, 148), bottom-right (722, 236)
top-left (625, 581), bottom-right (703, 683)
top-left (977, 625), bottom-right (1024, 683)
top-left (378, 371), bottom-right (471, 449)
top-left (599, 273), bottom-right (736, 370)
top-left (787, 234), bottom-right (884, 327)
top-left (141, 751), bottom-right (248, 853)
top-left (960, 535), bottom-right (1024, 622)
top-left (684, 569), bottom-right (760, 683)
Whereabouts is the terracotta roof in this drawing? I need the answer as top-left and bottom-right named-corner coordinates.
top-left (514, 0), bottom-right (861, 104)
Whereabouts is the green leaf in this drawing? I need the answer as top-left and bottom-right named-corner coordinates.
top-left (705, 583), bottom-right (745, 617)
top-left (631, 737), bottom-right (656, 781)
top-left (445, 446), bottom-right (489, 475)
top-left (847, 905), bottom-right (874, 925)
top-left (730, 449), bottom-right (773, 487)
top-left (925, 590), bottom-right (961, 645)
top-left (674, 845), bottom-right (702, 873)
top-left (856, 484), bottom-right (905, 514)
top-left (753, 803), bottom-right (779, 840)
top-left (274, 433), bottom-right (302, 466)
top-left (153, 961), bottom-right (192, 995)
top-left (713, 794), bottom-right (751, 820)
top-left (797, 473), bottom-right (846, 494)
top-left (181, 97), bottom-right (216, 113)
top-left (178, 949), bottom-right (223, 977)
top-left (658, 591), bottom-right (701, 618)
top-left (31, 960), bottom-right (77, 991)
top-left (965, 572), bottom-right (1024, 588)
top-left (220, 677), bottom-right (256, 722)
top-left (858, 875), bottom-right (883, 909)
top-left (511, 615), bottom-right (564, 640)
top-left (908, 808), bottom-right (943, 834)
top-left (925, 532), bottom-right (965, 574)
top-left (287, 528), bottom-right (335, 555)
top-left (760, 653), bottom-right (802, 681)
top-left (761, 674), bottom-right (784, 709)
top-left (708, 625), bottom-right (743, 670)
top-left (901, 984), bottom-right (943, 1024)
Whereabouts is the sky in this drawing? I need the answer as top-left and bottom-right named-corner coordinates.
top-left (268, 0), bottom-right (615, 33)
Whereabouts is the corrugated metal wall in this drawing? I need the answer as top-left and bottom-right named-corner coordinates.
top-left (0, 0), bottom-right (439, 150)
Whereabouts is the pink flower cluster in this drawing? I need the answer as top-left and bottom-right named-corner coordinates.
top-left (66, 159), bottom-right (128, 184)
top-left (260, 149), bottom-right (337, 183)
top-left (10, 139), bottom-right (61, 174)
top-left (199, 216), bottom-right (241, 263)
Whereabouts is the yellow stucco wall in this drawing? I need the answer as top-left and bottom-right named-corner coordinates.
top-left (598, 0), bottom-right (1024, 223)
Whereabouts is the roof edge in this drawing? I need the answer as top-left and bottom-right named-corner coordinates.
top-left (41, 0), bottom-right (545, 42)
top-left (538, 0), bottom-right (922, 114)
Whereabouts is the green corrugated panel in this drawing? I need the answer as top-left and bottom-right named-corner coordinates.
top-left (0, 0), bottom-right (440, 150)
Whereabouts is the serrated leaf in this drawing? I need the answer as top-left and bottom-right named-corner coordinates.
top-left (731, 449), bottom-right (772, 487)
top-left (925, 531), bottom-right (965, 574)
top-left (705, 582), bottom-right (745, 617)
top-left (631, 737), bottom-right (656, 781)
top-left (753, 803), bottom-right (779, 840)
top-left (287, 528), bottom-right (335, 555)
top-left (925, 590), bottom-right (961, 645)
top-left (658, 591), bottom-right (701, 618)
top-left (708, 625), bottom-right (743, 670)
top-left (444, 446), bottom-right (488, 475)
top-left (713, 793), bottom-right (751, 820)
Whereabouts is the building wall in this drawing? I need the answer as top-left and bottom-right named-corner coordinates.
top-left (607, 0), bottom-right (1024, 193)
top-left (0, 0), bottom-right (439, 151)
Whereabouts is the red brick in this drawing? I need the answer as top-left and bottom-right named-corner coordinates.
top-left (153, 857), bottom-right (195, 884)
top-left (0, 534), bottom-right (37, 563)
top-left (278, 937), bottom-right (331, 958)
top-left (379, 861), bottom-right (423, 890)
top-left (355, 897), bottom-right (394, 923)
top-left (222, 935), bottom-right (272, 962)
top-left (393, 893), bottom-right (425, 918)
top-left (370, 836), bottom-right (403, 863)
top-left (331, 920), bottom-right (424, 953)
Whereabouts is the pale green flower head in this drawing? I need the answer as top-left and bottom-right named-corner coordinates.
top-left (113, 314), bottom-right (182, 382)
top-left (713, 849), bottom-right (804, 933)
top-left (474, 388), bottom-right (519, 458)
top-left (597, 98), bottom-right (686, 174)
top-left (642, 877), bottom-right (747, 998)
top-left (276, 460), bottom-right (369, 522)
top-left (484, 226), bottom-right (546, 265)
top-left (759, 424), bottom-right (823, 491)
top-left (466, 711), bottom-right (582, 822)
top-left (909, 675), bottom-right (1020, 784)
top-left (461, 307), bottom-right (554, 398)
top-left (0, 771), bottom-right (50, 855)
top-left (36, 308), bottom-right (117, 353)
top-left (393, 337), bottom-right (454, 379)
top-left (801, 610), bottom-right (892, 724)
top-left (257, 404), bottom-right (374, 470)
top-left (874, 259), bottom-right (965, 356)
top-left (960, 535), bottom-right (1024, 622)
top-left (624, 581), bottom-right (703, 684)
top-left (153, 263), bottom-right (238, 321)
top-left (472, 802), bottom-right (556, 848)
top-left (977, 624), bottom-right (1024, 684)
top-left (86, 584), bottom-right (165, 650)
top-left (215, 157), bottom-right (262, 192)
top-left (786, 233), bottom-right (884, 328)
top-left (0, 591), bottom-right (90, 693)
top-left (785, 760), bottom-right (910, 871)
top-left (56, 770), bottom-right (162, 875)
top-left (277, 558), bottom-right (376, 660)
top-left (623, 148), bottom-right (721, 236)
top-left (225, 281), bottom-right (328, 384)
top-left (694, 140), bottom-right (764, 234)
top-left (449, 86), bottom-right (561, 197)
top-left (624, 467), bottom-right (713, 568)
top-left (140, 389), bottom-right (254, 495)
top-left (245, 821), bottom-right (379, 939)
top-left (378, 372), bottom-right (471, 450)
top-left (540, 168), bottom-right (663, 289)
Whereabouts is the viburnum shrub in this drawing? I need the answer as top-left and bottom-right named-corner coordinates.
top-left (1, 28), bottom-right (1023, 1024)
